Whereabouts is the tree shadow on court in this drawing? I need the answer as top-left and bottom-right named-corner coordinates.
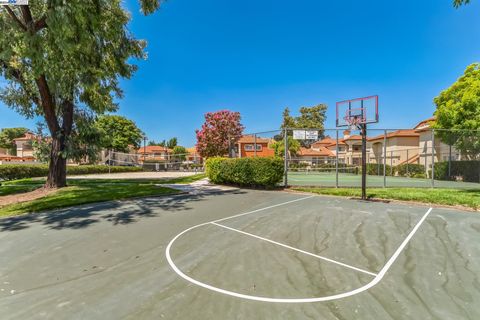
top-left (0, 189), bottom-right (246, 232)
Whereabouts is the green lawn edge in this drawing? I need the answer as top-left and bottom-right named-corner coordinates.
top-left (0, 174), bottom-right (206, 218)
top-left (292, 187), bottom-right (480, 211)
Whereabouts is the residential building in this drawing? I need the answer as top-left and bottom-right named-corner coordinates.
top-left (367, 130), bottom-right (420, 167)
top-left (137, 146), bottom-right (172, 163)
top-left (236, 135), bottom-right (275, 158)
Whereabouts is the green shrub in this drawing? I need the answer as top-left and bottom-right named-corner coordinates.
top-left (361, 163), bottom-right (393, 176)
top-left (206, 157), bottom-right (284, 188)
top-left (434, 161), bottom-right (480, 182)
top-left (0, 164), bottom-right (142, 181)
top-left (395, 164), bottom-right (425, 177)
top-left (412, 173), bottom-right (427, 179)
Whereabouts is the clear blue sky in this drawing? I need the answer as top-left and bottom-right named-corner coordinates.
top-left (1, 0), bottom-right (480, 146)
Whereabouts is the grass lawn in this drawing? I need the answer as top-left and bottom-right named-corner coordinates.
top-left (0, 174), bottom-right (206, 218)
top-left (292, 187), bottom-right (480, 211)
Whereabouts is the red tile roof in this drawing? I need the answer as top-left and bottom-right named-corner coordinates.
top-left (368, 130), bottom-right (419, 142)
top-left (238, 135), bottom-right (272, 144)
top-left (137, 146), bottom-right (172, 153)
top-left (311, 136), bottom-right (336, 147)
top-left (414, 117), bottom-right (435, 130)
top-left (298, 146), bottom-right (335, 157)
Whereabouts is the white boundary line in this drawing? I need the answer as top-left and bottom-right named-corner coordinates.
top-left (211, 222), bottom-right (377, 277)
top-left (165, 196), bottom-right (433, 303)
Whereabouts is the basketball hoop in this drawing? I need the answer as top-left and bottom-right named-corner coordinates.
top-left (343, 109), bottom-right (365, 131)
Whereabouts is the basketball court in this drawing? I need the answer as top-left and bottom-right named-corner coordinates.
top-left (0, 187), bottom-right (479, 319)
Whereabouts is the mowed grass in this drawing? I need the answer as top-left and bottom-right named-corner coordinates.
top-left (292, 187), bottom-right (480, 210)
top-left (0, 174), bottom-right (206, 217)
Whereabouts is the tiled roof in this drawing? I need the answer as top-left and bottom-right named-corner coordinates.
top-left (368, 130), bottom-right (419, 142)
top-left (311, 137), bottom-right (336, 147)
top-left (343, 135), bottom-right (362, 141)
top-left (137, 146), bottom-right (172, 153)
top-left (414, 117), bottom-right (435, 130)
top-left (238, 135), bottom-right (272, 144)
top-left (298, 146), bottom-right (335, 157)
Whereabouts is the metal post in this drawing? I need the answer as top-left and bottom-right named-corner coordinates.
top-left (336, 129), bottom-right (339, 188)
top-left (431, 129), bottom-right (435, 188)
top-left (361, 124), bottom-right (367, 200)
top-left (108, 149), bottom-right (112, 174)
top-left (383, 130), bottom-right (387, 187)
top-left (143, 136), bottom-right (147, 165)
top-left (284, 129), bottom-right (288, 188)
top-left (448, 144), bottom-right (452, 178)
top-left (254, 134), bottom-right (257, 158)
top-left (406, 149), bottom-right (409, 176)
top-left (390, 150), bottom-right (393, 176)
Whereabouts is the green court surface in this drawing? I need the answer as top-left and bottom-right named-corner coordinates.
top-left (1, 188), bottom-right (479, 319)
top-left (288, 171), bottom-right (480, 189)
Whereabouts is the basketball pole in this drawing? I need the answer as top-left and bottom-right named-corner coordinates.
top-left (361, 123), bottom-right (367, 200)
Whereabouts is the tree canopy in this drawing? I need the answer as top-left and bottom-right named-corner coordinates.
top-left (270, 137), bottom-right (301, 157)
top-left (433, 63), bottom-right (480, 159)
top-left (0, 1), bottom-right (162, 187)
top-left (280, 104), bottom-right (327, 130)
top-left (0, 127), bottom-right (29, 155)
top-left (195, 110), bottom-right (244, 158)
top-left (453, 0), bottom-right (471, 8)
top-left (96, 115), bottom-right (144, 153)
top-left (172, 146), bottom-right (188, 161)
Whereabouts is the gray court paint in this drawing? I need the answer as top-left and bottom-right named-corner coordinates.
top-left (166, 198), bottom-right (433, 303)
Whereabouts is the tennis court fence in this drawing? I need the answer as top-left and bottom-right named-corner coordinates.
top-left (240, 128), bottom-right (480, 189)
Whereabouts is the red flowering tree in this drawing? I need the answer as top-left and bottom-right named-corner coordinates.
top-left (196, 110), bottom-right (245, 158)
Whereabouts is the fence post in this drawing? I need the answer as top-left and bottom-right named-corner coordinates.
top-left (431, 129), bottom-right (435, 188)
top-left (336, 129), bottom-right (339, 188)
top-left (284, 129), bottom-right (288, 188)
top-left (406, 149), bottom-right (409, 175)
top-left (390, 151), bottom-right (393, 176)
top-left (383, 130), bottom-right (387, 188)
top-left (254, 134), bottom-right (257, 158)
top-left (448, 144), bottom-right (452, 178)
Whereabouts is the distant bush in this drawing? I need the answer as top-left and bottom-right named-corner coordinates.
top-left (0, 164), bottom-right (142, 181)
top-left (434, 161), bottom-right (480, 183)
top-left (361, 163), bottom-right (393, 176)
top-left (206, 157), bottom-right (284, 188)
top-left (395, 164), bottom-right (425, 177)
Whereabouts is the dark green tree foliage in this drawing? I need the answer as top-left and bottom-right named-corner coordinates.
top-left (433, 63), bottom-right (480, 159)
top-left (96, 115), bottom-right (144, 153)
top-left (172, 145), bottom-right (187, 161)
top-left (166, 137), bottom-right (178, 149)
top-left (0, 127), bottom-right (29, 155)
top-left (453, 0), bottom-right (471, 8)
top-left (280, 107), bottom-right (296, 129)
top-left (0, 0), bottom-right (162, 188)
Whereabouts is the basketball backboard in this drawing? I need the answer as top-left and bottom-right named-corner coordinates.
top-left (336, 95), bottom-right (379, 128)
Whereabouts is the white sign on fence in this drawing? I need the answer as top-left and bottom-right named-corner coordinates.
top-left (305, 130), bottom-right (319, 140)
top-left (293, 130), bottom-right (318, 140)
top-left (293, 130), bottom-right (305, 140)
top-left (0, 0), bottom-right (28, 5)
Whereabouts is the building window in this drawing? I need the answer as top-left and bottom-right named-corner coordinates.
top-left (245, 144), bottom-right (262, 151)
top-left (337, 147), bottom-right (345, 152)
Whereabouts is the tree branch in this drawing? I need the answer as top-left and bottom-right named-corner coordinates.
top-left (0, 59), bottom-right (41, 106)
top-left (5, 6), bottom-right (27, 31)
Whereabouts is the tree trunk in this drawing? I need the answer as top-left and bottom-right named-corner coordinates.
top-left (45, 135), bottom-right (67, 188)
top-left (45, 101), bottom-right (74, 189)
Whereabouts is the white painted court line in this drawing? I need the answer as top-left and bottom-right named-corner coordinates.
top-left (166, 197), bottom-right (433, 303)
top-left (212, 195), bottom-right (315, 224)
top-left (210, 222), bottom-right (377, 277)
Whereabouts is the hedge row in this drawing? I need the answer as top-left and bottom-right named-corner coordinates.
top-left (434, 161), bottom-right (480, 183)
top-left (206, 157), bottom-right (284, 188)
top-left (0, 165), bottom-right (142, 181)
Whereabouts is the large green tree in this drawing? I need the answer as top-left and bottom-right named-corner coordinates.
top-left (0, 127), bottom-right (29, 155)
top-left (96, 115), bottom-right (144, 153)
top-left (0, 0), bottom-right (162, 188)
top-left (453, 0), bottom-right (471, 8)
top-left (433, 63), bottom-right (480, 159)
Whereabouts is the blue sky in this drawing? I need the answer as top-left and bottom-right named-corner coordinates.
top-left (1, 0), bottom-right (480, 146)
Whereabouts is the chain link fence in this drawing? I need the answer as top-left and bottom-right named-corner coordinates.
top-left (242, 128), bottom-right (479, 189)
